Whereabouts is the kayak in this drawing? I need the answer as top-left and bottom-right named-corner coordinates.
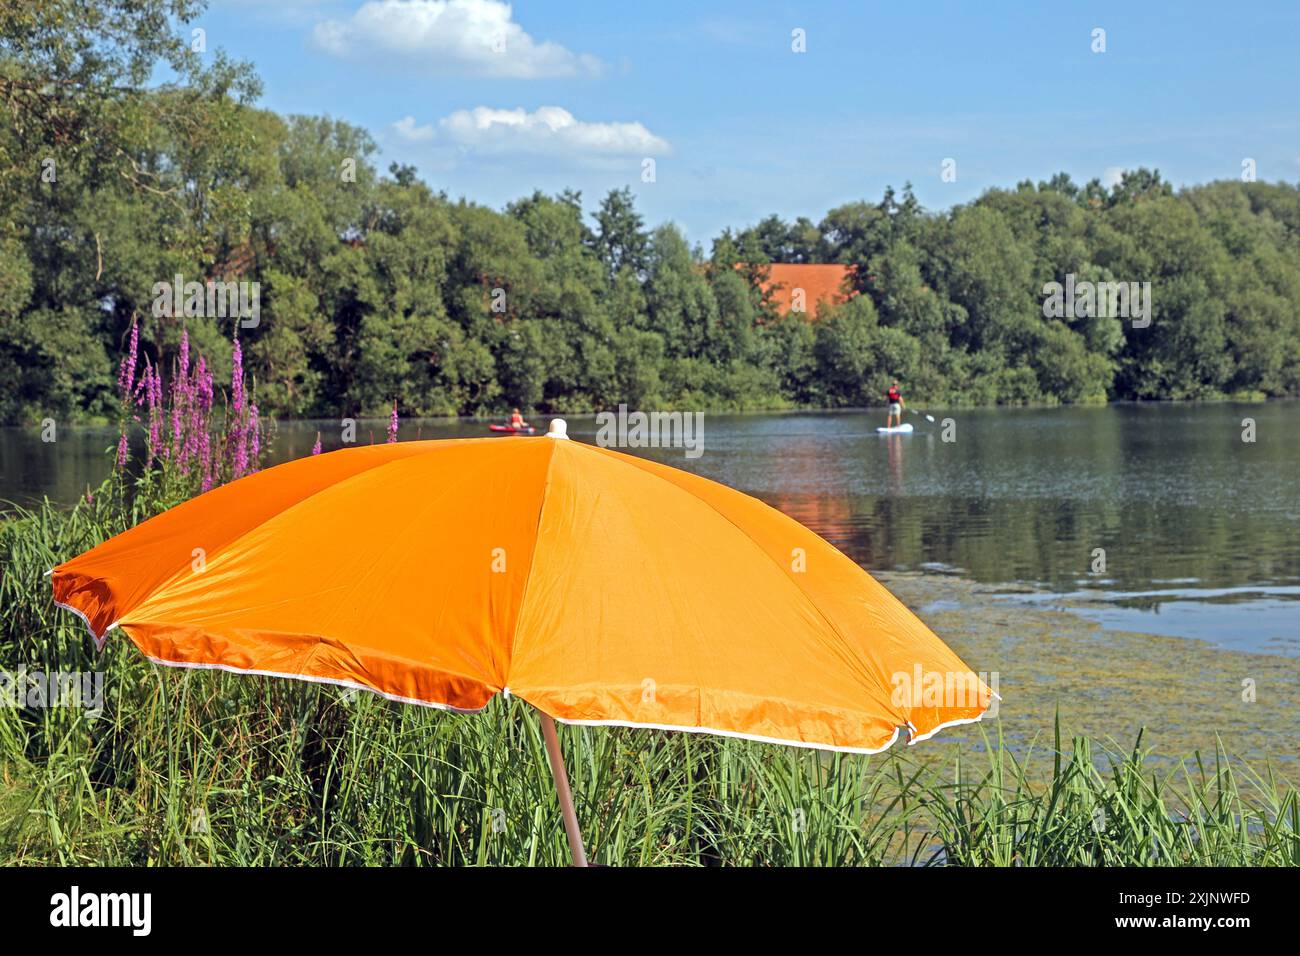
top-left (876, 423), bottom-right (913, 434)
top-left (489, 424), bottom-right (535, 435)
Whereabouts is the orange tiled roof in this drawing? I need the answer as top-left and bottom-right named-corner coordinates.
top-left (755, 264), bottom-right (857, 318)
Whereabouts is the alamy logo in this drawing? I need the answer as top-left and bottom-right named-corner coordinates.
top-left (1042, 273), bottom-right (1150, 328)
top-left (49, 886), bottom-right (151, 936)
top-left (1, 668), bottom-right (103, 714)
top-left (151, 274), bottom-right (260, 327)
top-left (890, 666), bottom-right (1000, 717)
top-left (594, 404), bottom-right (704, 459)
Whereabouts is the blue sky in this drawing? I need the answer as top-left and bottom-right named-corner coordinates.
top-left (201, 0), bottom-right (1300, 244)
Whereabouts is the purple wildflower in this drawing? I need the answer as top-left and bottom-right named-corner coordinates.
top-left (228, 338), bottom-right (246, 477)
top-left (172, 385), bottom-right (185, 449)
top-left (231, 430), bottom-right (248, 480)
top-left (145, 365), bottom-right (162, 467)
top-left (387, 401), bottom-right (399, 443)
top-left (196, 356), bottom-right (213, 411)
top-left (117, 318), bottom-right (139, 400)
top-left (230, 337), bottom-right (244, 417)
top-left (196, 353), bottom-right (213, 489)
top-left (172, 329), bottom-right (189, 450)
top-left (182, 403), bottom-right (200, 475)
top-left (311, 432), bottom-right (322, 456)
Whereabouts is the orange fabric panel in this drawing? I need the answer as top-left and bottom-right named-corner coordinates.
top-left (568, 445), bottom-right (990, 744)
top-left (52, 442), bottom-right (437, 640)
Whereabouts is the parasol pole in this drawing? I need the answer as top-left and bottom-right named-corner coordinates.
top-left (538, 709), bottom-right (588, 867)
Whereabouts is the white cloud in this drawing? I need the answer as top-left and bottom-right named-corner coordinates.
top-left (391, 115), bottom-right (435, 142)
top-left (1102, 166), bottom-right (1126, 188)
top-left (438, 106), bottom-right (670, 156)
top-left (310, 0), bottom-right (602, 78)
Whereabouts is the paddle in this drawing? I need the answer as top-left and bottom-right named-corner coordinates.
top-left (909, 408), bottom-right (936, 423)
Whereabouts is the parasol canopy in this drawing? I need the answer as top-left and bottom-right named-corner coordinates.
top-left (53, 424), bottom-right (993, 863)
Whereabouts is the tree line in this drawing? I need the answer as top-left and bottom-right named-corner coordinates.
top-left (3, 1), bottom-right (1299, 425)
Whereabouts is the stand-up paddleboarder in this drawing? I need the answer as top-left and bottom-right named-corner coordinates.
top-left (885, 381), bottom-right (904, 429)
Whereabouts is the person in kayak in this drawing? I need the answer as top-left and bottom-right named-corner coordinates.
top-left (885, 381), bottom-right (904, 429)
top-left (508, 408), bottom-right (529, 430)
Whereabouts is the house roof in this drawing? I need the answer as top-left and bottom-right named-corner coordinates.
top-left (756, 263), bottom-right (857, 317)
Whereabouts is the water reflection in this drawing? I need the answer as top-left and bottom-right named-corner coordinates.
top-left (3, 403), bottom-right (1297, 649)
top-left (885, 433), bottom-right (904, 496)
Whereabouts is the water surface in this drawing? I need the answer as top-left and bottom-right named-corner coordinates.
top-left (3, 403), bottom-right (1296, 654)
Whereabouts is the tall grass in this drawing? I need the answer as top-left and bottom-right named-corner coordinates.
top-left (3, 495), bottom-right (1296, 865)
top-left (920, 720), bottom-right (1299, 866)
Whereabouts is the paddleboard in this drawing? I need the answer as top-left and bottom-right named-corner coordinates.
top-left (489, 424), bottom-right (535, 435)
top-left (876, 423), bottom-right (913, 434)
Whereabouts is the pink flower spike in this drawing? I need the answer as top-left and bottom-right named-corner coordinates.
top-left (172, 395), bottom-right (184, 448)
top-left (118, 318), bottom-right (139, 401)
top-left (230, 337), bottom-right (244, 417)
top-left (195, 356), bottom-right (213, 412)
top-left (147, 363), bottom-right (162, 415)
top-left (387, 401), bottom-right (399, 443)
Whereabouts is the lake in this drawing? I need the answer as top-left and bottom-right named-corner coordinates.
top-left (3, 402), bottom-right (1297, 657)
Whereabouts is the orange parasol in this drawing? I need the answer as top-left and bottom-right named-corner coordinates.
top-left (52, 421), bottom-right (993, 865)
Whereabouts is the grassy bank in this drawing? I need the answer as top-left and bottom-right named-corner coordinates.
top-left (3, 496), bottom-right (1297, 866)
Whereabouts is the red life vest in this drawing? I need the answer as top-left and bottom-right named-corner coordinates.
top-left (887, 386), bottom-right (901, 403)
